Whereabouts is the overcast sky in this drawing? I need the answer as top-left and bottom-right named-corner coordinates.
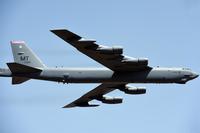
top-left (0, 0), bottom-right (200, 133)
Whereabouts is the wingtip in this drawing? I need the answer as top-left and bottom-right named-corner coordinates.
top-left (62, 103), bottom-right (76, 108)
top-left (62, 106), bottom-right (71, 108)
top-left (50, 29), bottom-right (67, 32)
top-left (62, 106), bottom-right (74, 108)
top-left (50, 29), bottom-right (59, 33)
top-left (50, 29), bottom-right (81, 42)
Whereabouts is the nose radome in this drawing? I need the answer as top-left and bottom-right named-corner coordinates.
top-left (192, 72), bottom-right (199, 79)
top-left (194, 73), bottom-right (199, 78)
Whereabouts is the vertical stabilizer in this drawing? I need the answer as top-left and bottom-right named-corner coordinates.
top-left (10, 41), bottom-right (45, 68)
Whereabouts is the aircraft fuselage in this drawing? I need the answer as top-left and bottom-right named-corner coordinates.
top-left (0, 67), bottom-right (197, 84)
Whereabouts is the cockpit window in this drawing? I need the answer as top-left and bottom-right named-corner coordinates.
top-left (182, 68), bottom-right (191, 70)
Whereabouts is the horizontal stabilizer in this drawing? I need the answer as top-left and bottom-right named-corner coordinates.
top-left (12, 76), bottom-right (30, 85)
top-left (7, 62), bottom-right (42, 74)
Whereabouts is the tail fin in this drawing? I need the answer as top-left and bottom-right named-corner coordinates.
top-left (10, 41), bottom-right (46, 68)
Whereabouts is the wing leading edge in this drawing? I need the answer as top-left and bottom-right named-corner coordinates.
top-left (51, 29), bottom-right (151, 72)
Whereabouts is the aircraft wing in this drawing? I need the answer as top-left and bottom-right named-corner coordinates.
top-left (51, 29), bottom-right (151, 72)
top-left (63, 83), bottom-right (125, 108)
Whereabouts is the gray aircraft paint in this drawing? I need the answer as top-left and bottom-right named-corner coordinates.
top-left (0, 29), bottom-right (198, 108)
top-left (1, 67), bottom-right (197, 84)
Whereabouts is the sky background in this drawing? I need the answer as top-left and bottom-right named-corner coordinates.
top-left (0, 0), bottom-right (200, 133)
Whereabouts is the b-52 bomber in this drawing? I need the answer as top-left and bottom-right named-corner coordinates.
top-left (0, 29), bottom-right (198, 108)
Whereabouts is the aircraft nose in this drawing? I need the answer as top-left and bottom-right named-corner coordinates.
top-left (194, 73), bottom-right (199, 78)
top-left (191, 72), bottom-right (199, 79)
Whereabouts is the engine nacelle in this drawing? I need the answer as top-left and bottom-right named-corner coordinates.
top-left (122, 58), bottom-right (148, 66)
top-left (123, 86), bottom-right (146, 95)
top-left (97, 46), bottom-right (123, 54)
top-left (101, 96), bottom-right (123, 104)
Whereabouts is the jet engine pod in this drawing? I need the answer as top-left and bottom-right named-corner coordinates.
top-left (122, 58), bottom-right (148, 66)
top-left (97, 46), bottom-right (123, 54)
top-left (123, 86), bottom-right (146, 95)
top-left (100, 96), bottom-right (123, 104)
